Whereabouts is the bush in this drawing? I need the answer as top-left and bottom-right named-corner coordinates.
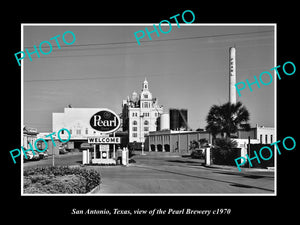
top-left (24, 166), bottom-right (101, 194)
top-left (211, 138), bottom-right (240, 166)
top-left (214, 138), bottom-right (237, 149)
top-left (212, 147), bottom-right (241, 166)
top-left (244, 144), bottom-right (274, 168)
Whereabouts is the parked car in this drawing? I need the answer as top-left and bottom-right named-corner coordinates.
top-left (191, 148), bottom-right (205, 159)
top-left (59, 146), bottom-right (67, 154)
top-left (23, 150), bottom-right (40, 161)
top-left (38, 150), bottom-right (48, 159)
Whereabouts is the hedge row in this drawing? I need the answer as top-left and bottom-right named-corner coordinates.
top-left (24, 166), bottom-right (101, 194)
top-left (211, 147), bottom-right (241, 166)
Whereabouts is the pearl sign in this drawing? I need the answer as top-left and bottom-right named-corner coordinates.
top-left (89, 109), bottom-right (121, 133)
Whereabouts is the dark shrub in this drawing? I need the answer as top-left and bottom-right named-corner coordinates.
top-left (211, 138), bottom-right (240, 166)
top-left (214, 138), bottom-right (237, 149)
top-left (24, 166), bottom-right (101, 194)
top-left (244, 144), bottom-right (274, 168)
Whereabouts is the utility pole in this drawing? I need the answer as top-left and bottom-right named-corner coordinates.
top-left (248, 136), bottom-right (251, 168)
top-left (52, 148), bottom-right (55, 167)
top-left (140, 114), bottom-right (145, 155)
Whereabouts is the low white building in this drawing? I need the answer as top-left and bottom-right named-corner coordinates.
top-left (53, 107), bottom-right (106, 140)
top-left (23, 126), bottom-right (38, 149)
top-left (52, 107), bottom-right (118, 151)
top-left (236, 125), bottom-right (275, 144)
top-left (233, 125), bottom-right (275, 159)
top-left (52, 107), bottom-right (123, 164)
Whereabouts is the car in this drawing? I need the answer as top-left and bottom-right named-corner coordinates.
top-left (38, 150), bottom-right (48, 159)
top-left (59, 146), bottom-right (67, 154)
top-left (23, 150), bottom-right (40, 161)
top-left (191, 148), bottom-right (205, 159)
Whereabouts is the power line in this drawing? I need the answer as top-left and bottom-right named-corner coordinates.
top-left (24, 74), bottom-right (162, 82)
top-left (23, 34), bottom-right (273, 60)
top-left (24, 30), bottom-right (273, 49)
top-left (24, 65), bottom-right (273, 83)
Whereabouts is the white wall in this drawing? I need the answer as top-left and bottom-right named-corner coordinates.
top-left (256, 127), bottom-right (275, 144)
top-left (52, 108), bottom-right (110, 140)
top-left (232, 138), bottom-right (260, 158)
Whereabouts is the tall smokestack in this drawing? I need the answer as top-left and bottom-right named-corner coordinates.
top-left (229, 47), bottom-right (237, 104)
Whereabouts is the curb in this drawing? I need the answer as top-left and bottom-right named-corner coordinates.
top-left (87, 184), bottom-right (101, 194)
top-left (204, 164), bottom-right (275, 172)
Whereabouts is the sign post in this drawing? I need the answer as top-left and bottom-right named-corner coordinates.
top-left (52, 151), bottom-right (55, 167)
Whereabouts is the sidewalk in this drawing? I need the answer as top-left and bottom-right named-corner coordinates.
top-left (203, 163), bottom-right (275, 173)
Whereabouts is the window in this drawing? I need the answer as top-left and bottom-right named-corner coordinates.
top-left (132, 127), bottom-right (137, 131)
top-left (85, 128), bottom-right (88, 135)
top-left (260, 134), bottom-right (262, 143)
top-left (76, 129), bottom-right (81, 135)
top-left (61, 130), bottom-right (65, 134)
top-left (133, 133), bottom-right (137, 137)
top-left (265, 135), bottom-right (268, 144)
top-left (270, 135), bottom-right (273, 143)
top-left (133, 120), bottom-right (137, 125)
top-left (144, 94), bottom-right (148, 99)
top-left (132, 112), bottom-right (139, 117)
top-left (142, 102), bottom-right (149, 108)
top-left (144, 127), bottom-right (149, 131)
top-left (144, 120), bottom-right (149, 125)
top-left (70, 129), bottom-right (72, 134)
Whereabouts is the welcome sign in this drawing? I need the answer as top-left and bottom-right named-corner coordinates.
top-left (89, 109), bottom-right (121, 133)
top-left (88, 137), bottom-right (121, 144)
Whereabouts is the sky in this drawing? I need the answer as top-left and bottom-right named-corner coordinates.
top-left (23, 24), bottom-right (275, 132)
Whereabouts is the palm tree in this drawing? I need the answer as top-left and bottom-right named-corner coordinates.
top-left (205, 101), bottom-right (250, 139)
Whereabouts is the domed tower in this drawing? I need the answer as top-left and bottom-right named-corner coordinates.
top-left (140, 78), bottom-right (152, 108)
top-left (131, 91), bottom-right (139, 102)
top-left (131, 91), bottom-right (139, 107)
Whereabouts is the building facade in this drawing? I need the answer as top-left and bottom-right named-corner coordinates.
top-left (236, 125), bottom-right (275, 144)
top-left (146, 125), bottom-right (274, 156)
top-left (52, 107), bottom-right (118, 150)
top-left (122, 79), bottom-right (163, 146)
top-left (53, 108), bottom-right (105, 138)
top-left (145, 130), bottom-right (212, 155)
top-left (23, 126), bottom-right (38, 149)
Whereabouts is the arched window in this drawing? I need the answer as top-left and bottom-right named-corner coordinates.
top-left (144, 120), bottom-right (149, 125)
top-left (133, 120), bottom-right (137, 125)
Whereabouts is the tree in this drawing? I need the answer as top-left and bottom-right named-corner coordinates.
top-left (205, 101), bottom-right (250, 139)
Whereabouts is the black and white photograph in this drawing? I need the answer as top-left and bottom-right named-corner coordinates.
top-left (4, 5), bottom-right (298, 221)
top-left (21, 24), bottom-right (276, 195)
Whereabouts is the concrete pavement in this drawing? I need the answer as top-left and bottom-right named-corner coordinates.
top-left (90, 153), bottom-right (275, 194)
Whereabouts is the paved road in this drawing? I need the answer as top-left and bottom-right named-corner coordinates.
top-left (91, 153), bottom-right (274, 194)
top-left (23, 152), bottom-right (275, 194)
